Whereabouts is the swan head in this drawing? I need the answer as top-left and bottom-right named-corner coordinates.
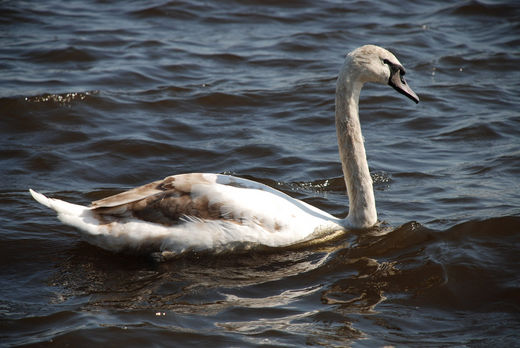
top-left (346, 45), bottom-right (419, 103)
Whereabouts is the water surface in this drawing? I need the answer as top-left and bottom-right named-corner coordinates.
top-left (1, 0), bottom-right (520, 346)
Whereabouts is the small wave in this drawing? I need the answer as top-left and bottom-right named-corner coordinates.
top-left (1, 7), bottom-right (44, 25)
top-left (23, 90), bottom-right (98, 105)
top-left (437, 122), bottom-right (502, 141)
top-left (449, 0), bottom-right (519, 17)
top-left (191, 91), bottom-right (263, 108)
top-left (129, 4), bottom-right (199, 20)
top-left (22, 46), bottom-right (100, 64)
top-left (439, 53), bottom-right (518, 73)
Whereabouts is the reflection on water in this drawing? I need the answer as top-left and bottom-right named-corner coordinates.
top-left (27, 217), bottom-right (516, 346)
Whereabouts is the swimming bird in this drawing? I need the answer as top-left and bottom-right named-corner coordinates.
top-left (30, 45), bottom-right (419, 254)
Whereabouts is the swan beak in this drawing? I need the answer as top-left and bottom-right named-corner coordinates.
top-left (389, 70), bottom-right (419, 104)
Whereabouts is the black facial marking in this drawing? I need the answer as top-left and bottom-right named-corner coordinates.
top-left (383, 59), bottom-right (406, 83)
top-left (384, 59), bottom-right (405, 75)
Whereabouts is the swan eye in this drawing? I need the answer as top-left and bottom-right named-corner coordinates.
top-left (383, 59), bottom-right (405, 78)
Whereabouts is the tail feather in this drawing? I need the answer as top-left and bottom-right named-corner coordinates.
top-left (29, 188), bottom-right (172, 253)
top-left (29, 189), bottom-right (88, 216)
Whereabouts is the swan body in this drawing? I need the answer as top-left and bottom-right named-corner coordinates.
top-left (30, 174), bottom-right (343, 253)
top-left (30, 45), bottom-right (419, 254)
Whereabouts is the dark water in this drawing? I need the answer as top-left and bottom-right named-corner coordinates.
top-left (1, 0), bottom-right (520, 346)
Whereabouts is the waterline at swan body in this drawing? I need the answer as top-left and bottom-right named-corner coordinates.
top-left (29, 45), bottom-right (419, 254)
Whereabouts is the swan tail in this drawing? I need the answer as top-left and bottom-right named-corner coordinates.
top-left (29, 189), bottom-right (100, 242)
top-left (29, 189), bottom-right (166, 253)
top-left (29, 189), bottom-right (88, 217)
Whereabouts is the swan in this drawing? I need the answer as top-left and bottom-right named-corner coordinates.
top-left (29, 45), bottom-right (419, 254)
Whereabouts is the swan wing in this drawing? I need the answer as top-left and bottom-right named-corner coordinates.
top-left (90, 173), bottom-right (218, 209)
top-left (91, 173), bottom-right (283, 209)
top-left (90, 173), bottom-right (339, 233)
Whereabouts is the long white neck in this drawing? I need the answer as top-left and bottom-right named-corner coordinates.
top-left (335, 61), bottom-right (377, 228)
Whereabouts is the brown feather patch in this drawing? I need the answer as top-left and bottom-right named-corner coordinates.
top-left (91, 174), bottom-right (229, 226)
top-left (90, 173), bottom-right (210, 209)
